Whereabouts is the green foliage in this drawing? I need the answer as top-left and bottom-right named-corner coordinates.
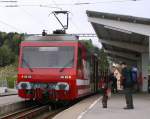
top-left (0, 31), bottom-right (24, 67)
top-left (6, 76), bottom-right (16, 88)
top-left (80, 39), bottom-right (109, 72)
top-left (0, 32), bottom-right (7, 46)
top-left (0, 45), bottom-right (15, 66)
top-left (80, 39), bottom-right (94, 51)
top-left (98, 48), bottom-right (109, 71)
top-left (0, 64), bottom-right (17, 88)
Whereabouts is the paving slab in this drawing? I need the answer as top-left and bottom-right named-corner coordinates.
top-left (0, 95), bottom-right (25, 115)
top-left (53, 93), bottom-right (150, 119)
top-left (82, 93), bottom-right (150, 119)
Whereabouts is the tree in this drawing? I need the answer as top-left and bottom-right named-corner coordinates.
top-left (0, 32), bottom-right (7, 47)
top-left (5, 32), bottom-right (23, 55)
top-left (0, 31), bottom-right (24, 67)
top-left (80, 39), bottom-right (109, 72)
top-left (0, 45), bottom-right (15, 67)
top-left (98, 48), bottom-right (109, 72)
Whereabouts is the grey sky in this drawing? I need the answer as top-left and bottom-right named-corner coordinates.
top-left (0, 0), bottom-right (149, 48)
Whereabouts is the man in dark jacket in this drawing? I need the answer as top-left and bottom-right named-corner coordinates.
top-left (110, 72), bottom-right (118, 93)
top-left (121, 62), bottom-right (134, 109)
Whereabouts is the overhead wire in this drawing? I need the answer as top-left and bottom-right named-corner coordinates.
top-left (44, 0), bottom-right (140, 6)
top-left (1, 0), bottom-right (138, 7)
top-left (0, 19), bottom-right (24, 32)
top-left (0, 0), bottom-right (139, 7)
top-left (0, 0), bottom-right (139, 33)
top-left (0, 0), bottom-right (17, 2)
top-left (18, 6), bottom-right (50, 30)
top-left (0, 0), bottom-right (62, 33)
top-left (50, 0), bottom-right (62, 10)
top-left (73, 0), bottom-right (139, 5)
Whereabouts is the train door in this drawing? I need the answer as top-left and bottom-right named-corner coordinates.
top-left (77, 47), bottom-right (83, 79)
top-left (93, 55), bottom-right (99, 92)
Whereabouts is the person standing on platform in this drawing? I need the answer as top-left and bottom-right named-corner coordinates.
top-left (131, 65), bottom-right (138, 92)
top-left (121, 62), bottom-right (134, 109)
top-left (109, 66), bottom-right (118, 93)
top-left (101, 71), bottom-right (112, 108)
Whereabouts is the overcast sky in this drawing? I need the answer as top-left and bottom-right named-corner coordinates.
top-left (0, 0), bottom-right (149, 48)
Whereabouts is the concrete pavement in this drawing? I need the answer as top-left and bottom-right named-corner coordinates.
top-left (0, 95), bottom-right (24, 115)
top-left (53, 93), bottom-right (150, 119)
top-left (82, 93), bottom-right (150, 119)
top-left (0, 95), bottom-right (23, 105)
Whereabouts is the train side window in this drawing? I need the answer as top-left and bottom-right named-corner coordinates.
top-left (78, 48), bottom-right (82, 67)
top-left (77, 48), bottom-right (83, 78)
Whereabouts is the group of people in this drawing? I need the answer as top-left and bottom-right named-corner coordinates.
top-left (101, 62), bottom-right (138, 109)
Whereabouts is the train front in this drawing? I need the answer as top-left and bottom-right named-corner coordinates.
top-left (17, 35), bottom-right (78, 102)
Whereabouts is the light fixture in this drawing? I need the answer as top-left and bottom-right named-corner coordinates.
top-left (60, 75), bottom-right (71, 79)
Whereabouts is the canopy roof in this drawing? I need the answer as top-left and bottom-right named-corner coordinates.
top-left (86, 10), bottom-right (150, 63)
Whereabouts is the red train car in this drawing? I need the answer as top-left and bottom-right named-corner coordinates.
top-left (17, 34), bottom-right (99, 102)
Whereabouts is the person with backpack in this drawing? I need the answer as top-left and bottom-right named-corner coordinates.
top-left (131, 66), bottom-right (138, 83)
top-left (131, 65), bottom-right (138, 92)
top-left (121, 62), bottom-right (134, 109)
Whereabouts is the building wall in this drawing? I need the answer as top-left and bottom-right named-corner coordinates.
top-left (142, 53), bottom-right (149, 92)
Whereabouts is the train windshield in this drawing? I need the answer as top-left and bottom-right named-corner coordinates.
top-left (22, 46), bottom-right (74, 68)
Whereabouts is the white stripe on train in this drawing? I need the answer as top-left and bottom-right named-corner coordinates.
top-left (76, 79), bottom-right (90, 86)
top-left (76, 79), bottom-right (91, 95)
top-left (78, 88), bottom-right (91, 95)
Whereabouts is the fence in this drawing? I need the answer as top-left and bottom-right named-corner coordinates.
top-left (0, 79), bottom-right (8, 87)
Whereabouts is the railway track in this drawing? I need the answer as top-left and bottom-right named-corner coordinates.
top-left (37, 107), bottom-right (67, 119)
top-left (0, 105), bottom-right (49, 119)
top-left (0, 94), bottom-right (96, 119)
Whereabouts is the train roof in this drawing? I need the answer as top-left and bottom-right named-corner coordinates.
top-left (24, 34), bottom-right (79, 42)
top-left (22, 34), bottom-right (98, 56)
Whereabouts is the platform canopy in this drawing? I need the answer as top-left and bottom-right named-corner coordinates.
top-left (86, 10), bottom-right (150, 64)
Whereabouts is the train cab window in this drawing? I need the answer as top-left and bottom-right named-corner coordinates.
top-left (22, 46), bottom-right (74, 68)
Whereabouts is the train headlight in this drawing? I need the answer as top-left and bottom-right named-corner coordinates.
top-left (22, 75), bottom-right (32, 79)
top-left (60, 76), bottom-right (65, 79)
top-left (17, 82), bottom-right (33, 90)
top-left (27, 75), bottom-right (32, 79)
top-left (23, 75), bottom-right (28, 79)
top-left (18, 74), bottom-right (32, 79)
top-left (60, 75), bottom-right (71, 79)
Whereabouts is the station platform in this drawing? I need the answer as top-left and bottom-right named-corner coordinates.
top-left (0, 95), bottom-right (24, 115)
top-left (0, 95), bottom-right (23, 106)
top-left (0, 88), bottom-right (17, 97)
top-left (53, 93), bottom-right (150, 119)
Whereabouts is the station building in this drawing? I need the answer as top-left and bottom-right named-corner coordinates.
top-left (86, 11), bottom-right (150, 92)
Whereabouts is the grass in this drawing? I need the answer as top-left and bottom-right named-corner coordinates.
top-left (6, 76), bottom-right (17, 88)
top-left (0, 64), bottom-right (17, 88)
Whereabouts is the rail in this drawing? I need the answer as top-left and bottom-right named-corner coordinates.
top-left (42, 107), bottom-right (67, 119)
top-left (0, 105), bottom-right (49, 119)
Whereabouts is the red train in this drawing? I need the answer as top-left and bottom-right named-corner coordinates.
top-left (17, 34), bottom-right (99, 102)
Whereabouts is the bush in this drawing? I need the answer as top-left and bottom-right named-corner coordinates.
top-left (0, 64), bottom-right (17, 88)
top-left (0, 45), bottom-right (15, 67)
top-left (6, 76), bottom-right (17, 88)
